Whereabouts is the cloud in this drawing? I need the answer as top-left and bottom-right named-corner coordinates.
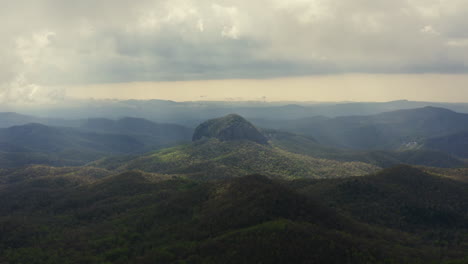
top-left (446, 39), bottom-right (468, 47)
top-left (420, 25), bottom-right (439, 35)
top-left (0, 28), bottom-right (66, 104)
top-left (0, 0), bottom-right (468, 95)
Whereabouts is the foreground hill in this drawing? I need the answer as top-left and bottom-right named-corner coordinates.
top-left (293, 166), bottom-right (468, 233)
top-left (1, 167), bottom-right (467, 263)
top-left (420, 167), bottom-right (468, 183)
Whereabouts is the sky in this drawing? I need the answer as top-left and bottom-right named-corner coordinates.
top-left (1, 0), bottom-right (468, 103)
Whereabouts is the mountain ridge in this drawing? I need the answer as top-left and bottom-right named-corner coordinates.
top-left (256, 106), bottom-right (468, 150)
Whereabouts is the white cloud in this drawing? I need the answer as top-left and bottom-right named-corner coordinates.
top-left (420, 25), bottom-right (439, 35)
top-left (446, 39), bottom-right (468, 47)
top-left (0, 30), bottom-right (66, 104)
top-left (0, 0), bottom-right (468, 96)
top-left (16, 30), bottom-right (56, 66)
top-left (197, 19), bottom-right (205, 32)
top-left (0, 74), bottom-right (64, 104)
top-left (212, 4), bottom-right (242, 39)
top-left (221, 25), bottom-right (239, 39)
top-left (273, 0), bottom-right (333, 24)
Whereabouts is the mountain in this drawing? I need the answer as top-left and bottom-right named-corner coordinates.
top-left (80, 117), bottom-right (192, 140)
top-left (1, 112), bottom-right (463, 169)
top-left (0, 123), bottom-right (148, 153)
top-left (265, 129), bottom-right (465, 168)
top-left (192, 114), bottom-right (268, 144)
top-left (0, 121), bottom-right (191, 168)
top-left (0, 112), bottom-right (42, 128)
top-left (256, 107), bottom-right (468, 150)
top-left (0, 123), bottom-right (143, 167)
top-left (0, 112), bottom-right (82, 128)
top-left (94, 114), bottom-right (467, 179)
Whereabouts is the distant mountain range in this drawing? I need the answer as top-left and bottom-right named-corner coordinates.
top-left (256, 106), bottom-right (468, 152)
top-left (7, 99), bottom-right (468, 124)
top-left (1, 109), bottom-right (468, 169)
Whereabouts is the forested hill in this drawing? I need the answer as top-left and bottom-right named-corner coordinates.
top-left (0, 165), bottom-right (467, 263)
top-left (256, 106), bottom-right (468, 151)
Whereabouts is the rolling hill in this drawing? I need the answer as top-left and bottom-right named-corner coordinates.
top-left (0, 113), bottom-right (467, 263)
top-left (80, 117), bottom-right (192, 141)
top-left (293, 165), bottom-right (468, 232)
top-left (256, 106), bottom-right (468, 150)
top-left (94, 114), bottom-right (379, 179)
top-left (0, 121), bottom-right (192, 168)
top-left (424, 131), bottom-right (468, 158)
top-left (0, 165), bottom-right (467, 263)
top-left (94, 138), bottom-right (379, 179)
top-left (265, 129), bottom-right (465, 168)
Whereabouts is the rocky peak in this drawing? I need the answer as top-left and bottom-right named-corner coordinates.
top-left (192, 114), bottom-right (268, 144)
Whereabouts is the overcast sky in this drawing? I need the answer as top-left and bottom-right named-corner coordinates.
top-left (1, 0), bottom-right (468, 103)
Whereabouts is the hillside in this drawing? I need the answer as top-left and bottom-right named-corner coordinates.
top-left (294, 166), bottom-right (468, 232)
top-left (0, 112), bottom-right (40, 128)
top-left (0, 121), bottom-right (192, 168)
top-left (257, 107), bottom-right (468, 150)
top-left (1, 168), bottom-right (466, 263)
top-left (424, 131), bottom-right (468, 158)
top-left (94, 138), bottom-right (379, 179)
top-left (1, 113), bottom-right (467, 263)
top-left (0, 165), bottom-right (113, 185)
top-left (80, 117), bottom-right (193, 142)
top-left (265, 129), bottom-right (465, 168)
top-left (421, 167), bottom-right (468, 183)
top-left (0, 123), bottom-right (144, 167)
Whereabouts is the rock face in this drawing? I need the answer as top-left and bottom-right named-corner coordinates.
top-left (192, 114), bottom-right (268, 144)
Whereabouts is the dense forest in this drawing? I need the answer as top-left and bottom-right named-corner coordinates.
top-left (0, 107), bottom-right (467, 263)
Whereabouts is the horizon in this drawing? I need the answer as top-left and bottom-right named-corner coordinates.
top-left (11, 74), bottom-right (468, 104)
